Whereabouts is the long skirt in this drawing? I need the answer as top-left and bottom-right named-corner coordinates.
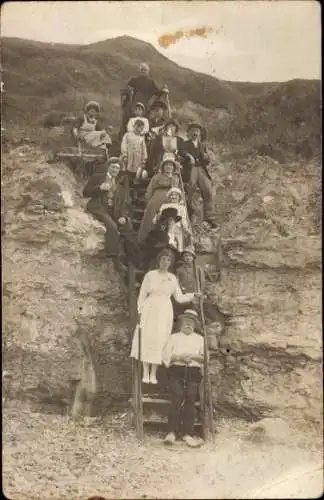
top-left (130, 294), bottom-right (173, 365)
top-left (137, 188), bottom-right (169, 243)
top-left (82, 131), bottom-right (112, 149)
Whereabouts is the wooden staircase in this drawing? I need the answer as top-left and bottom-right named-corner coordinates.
top-left (126, 176), bottom-right (214, 441)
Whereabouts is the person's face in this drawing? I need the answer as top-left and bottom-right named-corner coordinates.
top-left (134, 123), bottom-right (144, 135)
top-left (159, 255), bottom-right (172, 270)
top-left (108, 163), bottom-right (120, 178)
top-left (163, 162), bottom-right (174, 176)
top-left (168, 192), bottom-right (181, 204)
top-left (140, 65), bottom-right (149, 76)
top-left (87, 108), bottom-right (97, 119)
top-left (181, 317), bottom-right (195, 335)
top-left (166, 124), bottom-right (176, 136)
top-left (135, 106), bottom-right (144, 117)
top-left (153, 107), bottom-right (164, 119)
top-left (189, 127), bottom-right (201, 140)
top-left (183, 252), bottom-right (194, 264)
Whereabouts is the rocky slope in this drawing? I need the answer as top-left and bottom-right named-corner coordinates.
top-left (2, 143), bottom-right (322, 432)
top-left (200, 149), bottom-right (322, 426)
top-left (2, 146), bottom-right (131, 416)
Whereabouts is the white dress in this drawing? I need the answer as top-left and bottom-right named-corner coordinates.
top-left (130, 270), bottom-right (195, 365)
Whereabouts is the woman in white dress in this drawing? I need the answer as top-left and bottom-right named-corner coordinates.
top-left (130, 247), bottom-right (201, 384)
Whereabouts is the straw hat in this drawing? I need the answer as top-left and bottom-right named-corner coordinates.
top-left (178, 309), bottom-right (200, 327)
top-left (85, 101), bottom-right (101, 112)
top-left (160, 207), bottom-right (182, 223)
top-left (166, 187), bottom-right (183, 200)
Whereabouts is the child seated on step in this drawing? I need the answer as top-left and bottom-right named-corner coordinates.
top-left (121, 118), bottom-right (148, 183)
top-left (126, 102), bottom-right (149, 135)
top-left (72, 101), bottom-right (112, 150)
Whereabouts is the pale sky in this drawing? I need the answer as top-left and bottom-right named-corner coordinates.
top-left (1, 1), bottom-right (321, 82)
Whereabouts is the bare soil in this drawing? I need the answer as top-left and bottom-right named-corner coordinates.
top-left (3, 400), bottom-right (322, 500)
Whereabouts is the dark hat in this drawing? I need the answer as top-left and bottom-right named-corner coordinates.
top-left (182, 246), bottom-right (196, 258)
top-left (164, 118), bottom-right (180, 132)
top-left (187, 122), bottom-right (203, 132)
top-left (178, 309), bottom-right (200, 327)
top-left (160, 207), bottom-right (182, 223)
top-left (150, 100), bottom-right (167, 110)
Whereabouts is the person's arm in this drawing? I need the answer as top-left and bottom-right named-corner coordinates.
top-left (142, 137), bottom-right (148, 164)
top-left (120, 133), bottom-right (128, 157)
top-left (145, 176), bottom-right (156, 202)
top-left (172, 276), bottom-right (197, 304)
top-left (198, 266), bottom-right (206, 293)
top-left (127, 118), bottom-right (134, 133)
top-left (162, 337), bottom-right (174, 368)
top-left (143, 118), bottom-right (150, 135)
top-left (137, 271), bottom-right (150, 317)
top-left (71, 116), bottom-right (83, 140)
top-left (82, 174), bottom-right (104, 198)
top-left (190, 338), bottom-right (204, 363)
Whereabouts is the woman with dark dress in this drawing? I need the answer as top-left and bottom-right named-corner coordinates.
top-left (147, 118), bottom-right (185, 175)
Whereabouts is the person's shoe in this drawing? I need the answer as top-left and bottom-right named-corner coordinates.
top-left (182, 435), bottom-right (204, 448)
top-left (149, 375), bottom-right (158, 384)
top-left (142, 376), bottom-right (150, 384)
top-left (205, 218), bottom-right (220, 230)
top-left (164, 432), bottom-right (176, 445)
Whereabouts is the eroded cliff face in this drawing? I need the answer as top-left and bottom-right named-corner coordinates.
top-left (2, 147), bottom-right (130, 415)
top-left (198, 151), bottom-right (322, 426)
top-left (2, 146), bottom-right (322, 429)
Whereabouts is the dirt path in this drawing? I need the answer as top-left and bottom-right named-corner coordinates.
top-left (3, 401), bottom-right (322, 499)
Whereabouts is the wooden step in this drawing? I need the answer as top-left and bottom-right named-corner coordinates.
top-left (142, 397), bottom-right (200, 407)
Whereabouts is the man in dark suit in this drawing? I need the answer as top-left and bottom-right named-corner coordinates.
top-left (83, 157), bottom-right (129, 257)
top-left (180, 123), bottom-right (218, 228)
top-left (123, 62), bottom-right (168, 111)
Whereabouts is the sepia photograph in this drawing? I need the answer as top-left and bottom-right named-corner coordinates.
top-left (1, 1), bottom-right (322, 498)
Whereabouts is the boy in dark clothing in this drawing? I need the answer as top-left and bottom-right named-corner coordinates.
top-left (83, 157), bottom-right (127, 257)
top-left (174, 247), bottom-right (205, 323)
top-left (117, 216), bottom-right (144, 270)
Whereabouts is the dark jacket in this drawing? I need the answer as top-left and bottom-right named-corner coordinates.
top-left (147, 135), bottom-right (185, 174)
top-left (126, 75), bottom-right (164, 108)
top-left (118, 218), bottom-right (144, 269)
top-left (175, 262), bottom-right (205, 294)
top-left (179, 139), bottom-right (211, 182)
top-left (143, 221), bottom-right (179, 269)
top-left (83, 172), bottom-right (130, 221)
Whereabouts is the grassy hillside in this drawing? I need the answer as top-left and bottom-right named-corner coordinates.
top-left (1, 35), bottom-right (245, 128)
top-left (1, 36), bottom-right (321, 160)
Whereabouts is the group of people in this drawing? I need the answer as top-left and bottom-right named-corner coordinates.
top-left (77, 62), bottom-right (219, 447)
